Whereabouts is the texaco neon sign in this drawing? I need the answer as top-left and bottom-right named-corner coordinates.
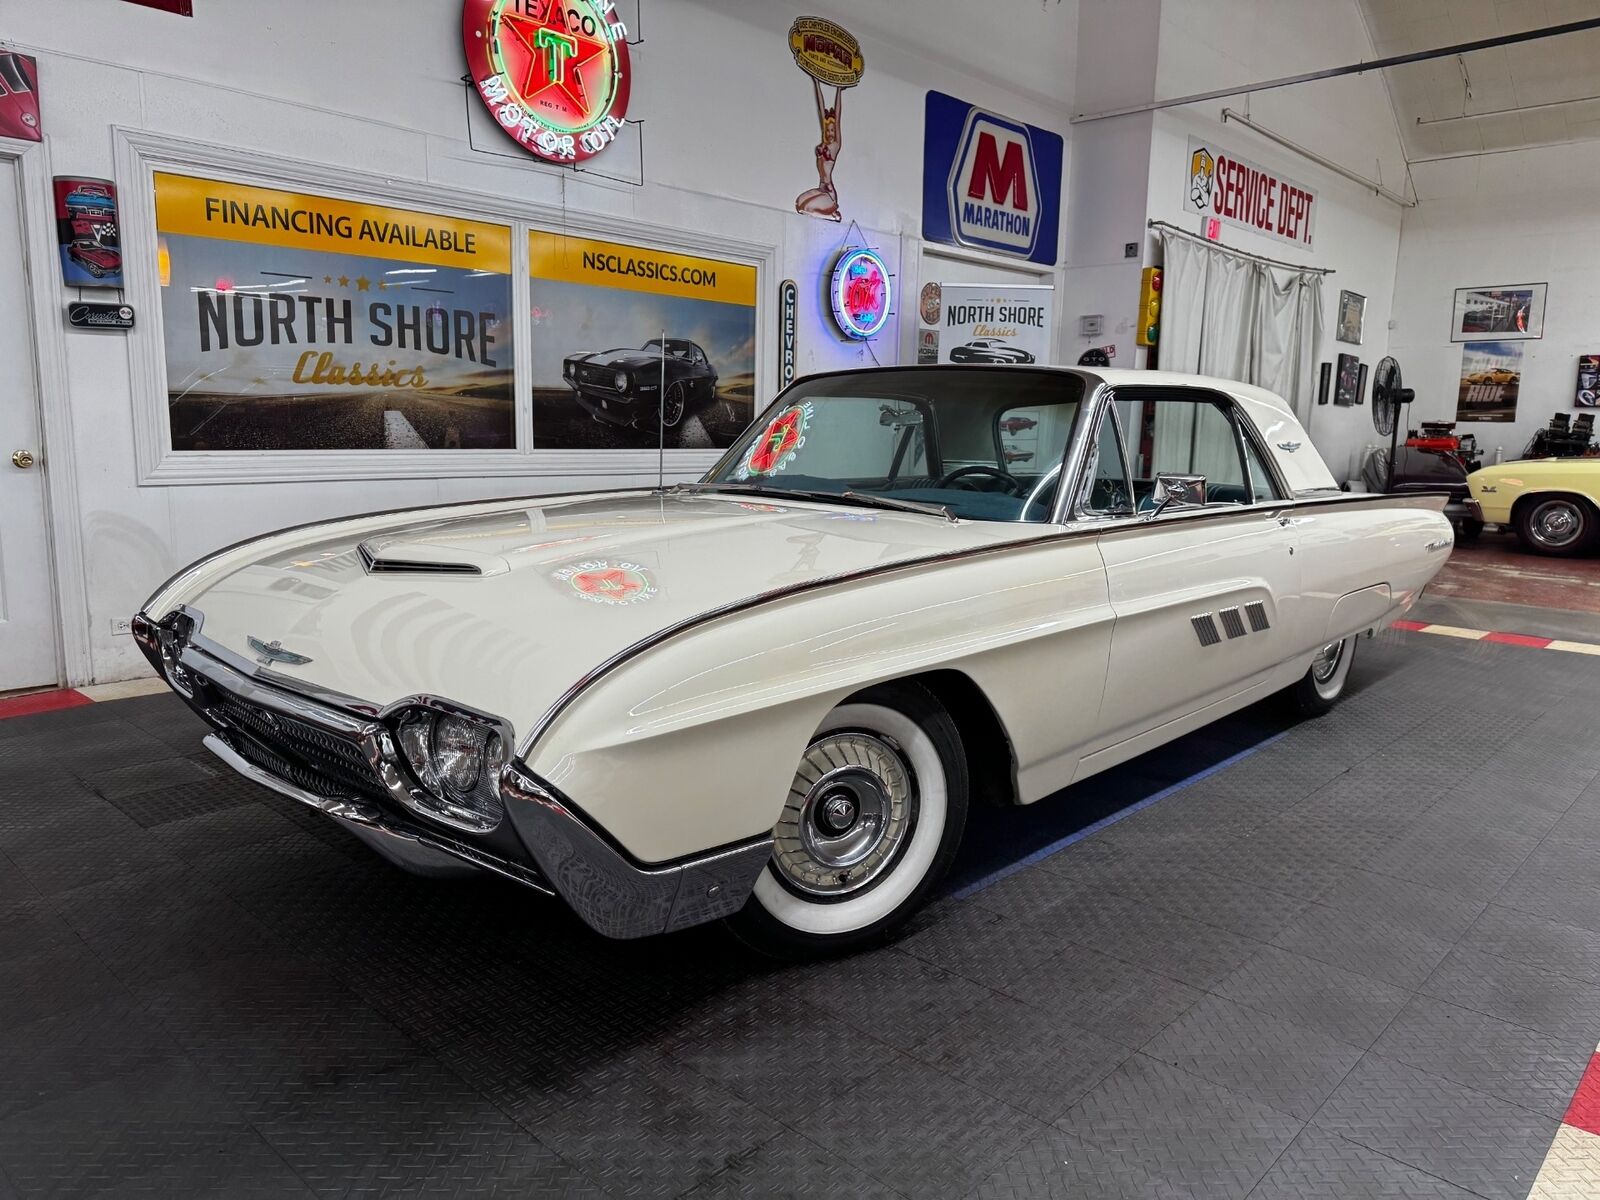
top-left (463, 0), bottom-right (632, 165)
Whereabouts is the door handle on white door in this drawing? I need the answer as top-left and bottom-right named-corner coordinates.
top-left (10, 449), bottom-right (36, 469)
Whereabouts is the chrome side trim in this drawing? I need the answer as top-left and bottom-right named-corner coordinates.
top-left (515, 488), bottom-right (1456, 758)
top-left (500, 764), bottom-right (773, 939)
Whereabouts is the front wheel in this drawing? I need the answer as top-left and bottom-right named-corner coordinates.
top-left (1287, 636), bottom-right (1356, 717)
top-left (725, 681), bottom-right (968, 958)
top-left (1516, 496), bottom-right (1595, 557)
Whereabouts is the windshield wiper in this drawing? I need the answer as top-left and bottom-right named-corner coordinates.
top-left (665, 482), bottom-right (956, 522)
top-left (839, 491), bottom-right (956, 522)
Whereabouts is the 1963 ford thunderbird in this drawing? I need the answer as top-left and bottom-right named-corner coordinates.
top-left (135, 367), bottom-right (1453, 956)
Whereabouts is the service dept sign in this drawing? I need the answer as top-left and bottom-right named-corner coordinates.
top-left (921, 90), bottom-right (1064, 266)
top-left (463, 0), bottom-right (632, 165)
top-left (1183, 136), bottom-right (1317, 250)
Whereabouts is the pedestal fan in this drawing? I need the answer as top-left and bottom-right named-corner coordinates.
top-left (1371, 356), bottom-right (1415, 493)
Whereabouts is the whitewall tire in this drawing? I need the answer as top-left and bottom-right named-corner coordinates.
top-left (1288, 636), bottom-right (1356, 716)
top-left (727, 682), bottom-right (968, 957)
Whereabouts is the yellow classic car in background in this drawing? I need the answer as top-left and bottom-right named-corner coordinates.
top-left (1467, 457), bottom-right (1600, 555)
top-left (1464, 368), bottom-right (1520, 386)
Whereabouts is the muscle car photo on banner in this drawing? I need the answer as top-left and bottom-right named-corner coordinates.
top-left (1456, 341), bottom-right (1523, 423)
top-left (155, 173), bottom-right (514, 451)
top-left (529, 231), bottom-right (757, 450)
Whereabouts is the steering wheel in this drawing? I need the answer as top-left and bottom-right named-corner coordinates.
top-left (935, 464), bottom-right (1027, 497)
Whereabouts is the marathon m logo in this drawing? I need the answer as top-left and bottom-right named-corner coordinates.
top-left (949, 111), bottom-right (1041, 257)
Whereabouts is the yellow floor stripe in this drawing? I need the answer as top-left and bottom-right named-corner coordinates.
top-left (1420, 624), bottom-right (1490, 640)
top-left (1528, 1121), bottom-right (1600, 1198)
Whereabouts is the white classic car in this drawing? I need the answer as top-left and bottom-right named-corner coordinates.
top-left (135, 367), bottom-right (1453, 955)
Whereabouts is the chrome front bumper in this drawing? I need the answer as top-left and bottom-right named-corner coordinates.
top-left (134, 610), bottom-right (771, 939)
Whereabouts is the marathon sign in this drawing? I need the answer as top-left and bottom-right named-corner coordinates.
top-left (1184, 136), bottom-right (1318, 250)
top-left (922, 90), bottom-right (1063, 266)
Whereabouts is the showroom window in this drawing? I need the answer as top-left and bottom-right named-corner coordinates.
top-left (155, 172), bottom-right (516, 453)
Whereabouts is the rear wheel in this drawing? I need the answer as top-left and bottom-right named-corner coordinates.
top-left (725, 682), bottom-right (968, 958)
top-left (1287, 636), bottom-right (1356, 717)
top-left (1515, 495), bottom-right (1595, 557)
top-left (661, 381), bottom-right (687, 429)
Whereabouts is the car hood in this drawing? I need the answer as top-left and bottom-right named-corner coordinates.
top-left (572, 349), bottom-right (658, 369)
top-left (174, 491), bottom-right (1037, 742)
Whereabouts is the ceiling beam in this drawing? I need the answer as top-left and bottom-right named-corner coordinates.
top-left (1070, 16), bottom-right (1600, 124)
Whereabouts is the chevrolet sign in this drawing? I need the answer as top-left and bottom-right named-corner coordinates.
top-left (922, 90), bottom-right (1063, 266)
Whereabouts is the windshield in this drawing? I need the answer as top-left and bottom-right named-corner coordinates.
top-left (703, 368), bottom-right (1085, 522)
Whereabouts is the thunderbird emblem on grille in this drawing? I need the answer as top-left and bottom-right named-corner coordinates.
top-left (248, 636), bottom-right (313, 667)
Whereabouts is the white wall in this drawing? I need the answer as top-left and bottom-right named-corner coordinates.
top-left (1390, 138), bottom-right (1600, 464)
top-left (4, 0), bottom-right (1078, 683)
top-left (1141, 0), bottom-right (1410, 483)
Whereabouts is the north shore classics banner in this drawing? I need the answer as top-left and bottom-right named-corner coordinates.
top-left (155, 173), bottom-right (514, 451)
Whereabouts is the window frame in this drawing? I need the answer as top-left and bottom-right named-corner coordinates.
top-left (1083, 385), bottom-right (1291, 518)
top-left (115, 128), bottom-right (776, 486)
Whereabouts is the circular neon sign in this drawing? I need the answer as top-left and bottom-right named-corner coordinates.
top-left (830, 247), bottom-right (891, 340)
top-left (463, 0), bottom-right (632, 165)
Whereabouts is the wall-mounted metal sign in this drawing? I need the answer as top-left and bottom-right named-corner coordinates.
top-left (0, 52), bottom-right (41, 142)
top-left (778, 279), bottom-right (798, 387)
top-left (67, 302), bottom-right (135, 331)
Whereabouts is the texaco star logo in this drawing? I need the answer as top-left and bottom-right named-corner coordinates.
top-left (463, 0), bottom-right (632, 165)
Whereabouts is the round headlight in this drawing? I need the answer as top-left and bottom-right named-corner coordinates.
top-left (613, 370), bottom-right (629, 392)
top-left (564, 361), bottom-right (574, 378)
top-left (432, 715), bottom-right (486, 793)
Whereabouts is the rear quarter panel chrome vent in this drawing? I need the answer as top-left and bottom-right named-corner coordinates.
top-left (1190, 613), bottom-right (1221, 647)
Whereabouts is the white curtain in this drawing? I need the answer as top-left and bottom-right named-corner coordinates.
top-left (1157, 229), bottom-right (1325, 423)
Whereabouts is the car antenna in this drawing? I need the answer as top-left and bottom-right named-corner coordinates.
top-left (657, 328), bottom-right (667, 490)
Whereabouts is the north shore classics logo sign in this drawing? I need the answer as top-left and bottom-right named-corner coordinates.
top-left (463, 0), bottom-right (632, 165)
top-left (921, 90), bottom-right (1064, 266)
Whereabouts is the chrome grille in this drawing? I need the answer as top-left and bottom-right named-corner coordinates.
top-left (1245, 601), bottom-right (1270, 632)
top-left (1191, 614), bottom-right (1221, 647)
top-left (213, 694), bottom-right (386, 802)
top-left (577, 364), bottom-right (619, 388)
top-left (1219, 607), bottom-right (1248, 639)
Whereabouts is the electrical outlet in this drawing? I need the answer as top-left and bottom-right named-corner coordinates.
top-left (110, 617), bottom-right (133, 636)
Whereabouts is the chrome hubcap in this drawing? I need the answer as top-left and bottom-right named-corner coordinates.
top-left (1312, 640), bottom-right (1344, 684)
top-left (1532, 502), bottom-right (1581, 546)
top-left (772, 732), bottom-right (914, 897)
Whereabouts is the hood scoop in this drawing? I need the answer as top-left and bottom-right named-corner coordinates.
top-left (358, 540), bottom-right (506, 577)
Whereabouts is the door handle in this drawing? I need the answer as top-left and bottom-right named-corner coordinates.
top-left (10, 449), bottom-right (36, 469)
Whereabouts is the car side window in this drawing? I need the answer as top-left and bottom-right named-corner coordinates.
top-left (1081, 405), bottom-right (1132, 515)
top-left (1121, 390), bottom-right (1256, 509)
top-left (1239, 428), bottom-right (1283, 502)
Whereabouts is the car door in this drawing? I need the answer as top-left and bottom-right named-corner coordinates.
top-left (1083, 386), bottom-right (1301, 754)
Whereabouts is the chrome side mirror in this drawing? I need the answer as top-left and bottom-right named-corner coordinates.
top-left (1148, 473), bottom-right (1207, 519)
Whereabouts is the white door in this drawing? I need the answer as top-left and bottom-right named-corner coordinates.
top-left (0, 159), bottom-right (61, 691)
top-left (1088, 388), bottom-right (1301, 745)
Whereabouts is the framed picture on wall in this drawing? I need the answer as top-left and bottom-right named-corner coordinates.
top-left (1451, 282), bottom-right (1546, 342)
top-left (1334, 353), bottom-right (1360, 406)
top-left (1356, 361), bottom-right (1368, 405)
top-left (1576, 354), bottom-right (1599, 408)
top-left (1336, 290), bottom-right (1365, 344)
top-left (1317, 361), bottom-right (1332, 405)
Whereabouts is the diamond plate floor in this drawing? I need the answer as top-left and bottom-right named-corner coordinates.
top-left (2, 628), bottom-right (1598, 1197)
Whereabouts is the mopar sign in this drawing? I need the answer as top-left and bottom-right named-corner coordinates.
top-left (922, 90), bottom-right (1062, 266)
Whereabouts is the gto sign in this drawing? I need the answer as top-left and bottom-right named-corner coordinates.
top-left (1183, 136), bottom-right (1318, 250)
top-left (921, 90), bottom-right (1063, 266)
top-left (463, 0), bottom-right (632, 165)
